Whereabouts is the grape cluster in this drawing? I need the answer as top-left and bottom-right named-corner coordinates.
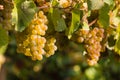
top-left (16, 11), bottom-right (51, 60)
top-left (44, 37), bottom-right (57, 57)
top-left (76, 27), bottom-right (104, 65)
top-left (0, 0), bottom-right (14, 30)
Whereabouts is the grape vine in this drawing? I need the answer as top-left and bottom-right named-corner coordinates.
top-left (0, 0), bottom-right (120, 66)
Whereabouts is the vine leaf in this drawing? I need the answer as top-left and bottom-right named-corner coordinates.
top-left (115, 24), bottom-right (120, 55)
top-left (103, 0), bottom-right (114, 6)
top-left (47, 9), bottom-right (55, 33)
top-left (51, 0), bottom-right (59, 6)
top-left (51, 8), bottom-right (67, 32)
top-left (111, 8), bottom-right (120, 26)
top-left (12, 0), bottom-right (38, 32)
top-left (98, 4), bottom-right (110, 28)
top-left (0, 26), bottom-right (9, 54)
top-left (87, 0), bottom-right (104, 10)
top-left (67, 9), bottom-right (81, 39)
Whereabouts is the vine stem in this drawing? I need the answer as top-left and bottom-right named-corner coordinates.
top-left (88, 19), bottom-right (97, 27)
top-left (38, 6), bottom-right (72, 10)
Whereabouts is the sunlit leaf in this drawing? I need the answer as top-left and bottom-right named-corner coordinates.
top-left (98, 4), bottom-right (110, 28)
top-left (103, 0), bottom-right (114, 6)
top-left (114, 24), bottom-right (120, 55)
top-left (67, 9), bottom-right (81, 39)
top-left (51, 0), bottom-right (59, 6)
top-left (12, 0), bottom-right (38, 32)
top-left (112, 8), bottom-right (120, 26)
top-left (51, 8), bottom-right (67, 32)
top-left (87, 0), bottom-right (104, 10)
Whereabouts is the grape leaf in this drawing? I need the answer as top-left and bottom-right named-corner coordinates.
top-left (0, 26), bottom-right (9, 54)
top-left (47, 10), bottom-right (55, 33)
top-left (87, 0), bottom-right (104, 10)
top-left (51, 8), bottom-right (67, 32)
top-left (51, 0), bottom-right (59, 6)
top-left (98, 4), bottom-right (110, 28)
top-left (103, 0), bottom-right (114, 6)
top-left (67, 9), bottom-right (81, 39)
top-left (114, 24), bottom-right (120, 55)
top-left (12, 0), bottom-right (38, 32)
top-left (112, 8), bottom-right (120, 26)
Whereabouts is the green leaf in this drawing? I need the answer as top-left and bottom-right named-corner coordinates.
top-left (47, 12), bottom-right (55, 33)
top-left (51, 8), bottom-right (67, 32)
top-left (51, 0), bottom-right (59, 6)
top-left (98, 4), bottom-right (110, 28)
top-left (0, 26), bottom-right (9, 54)
top-left (112, 8), bottom-right (120, 26)
top-left (103, 0), bottom-right (114, 6)
top-left (87, 0), bottom-right (104, 10)
top-left (67, 9), bottom-right (81, 39)
top-left (114, 24), bottom-right (120, 55)
top-left (12, 0), bottom-right (38, 32)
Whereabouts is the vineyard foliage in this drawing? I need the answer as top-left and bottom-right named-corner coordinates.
top-left (0, 0), bottom-right (120, 67)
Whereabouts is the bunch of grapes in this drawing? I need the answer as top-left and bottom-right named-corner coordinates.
top-left (16, 11), bottom-right (48, 60)
top-left (0, 0), bottom-right (14, 30)
top-left (44, 37), bottom-right (57, 57)
top-left (16, 11), bottom-right (57, 60)
top-left (75, 27), bottom-right (104, 65)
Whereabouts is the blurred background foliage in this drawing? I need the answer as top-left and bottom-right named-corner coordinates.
top-left (0, 31), bottom-right (120, 80)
